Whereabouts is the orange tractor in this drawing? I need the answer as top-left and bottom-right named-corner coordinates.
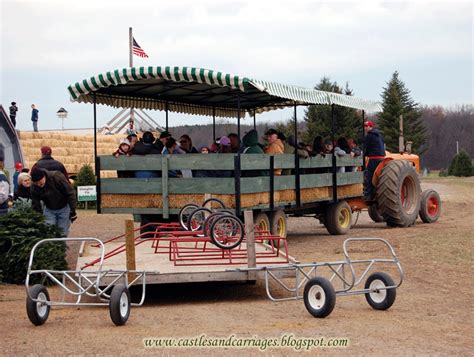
top-left (348, 151), bottom-right (441, 227)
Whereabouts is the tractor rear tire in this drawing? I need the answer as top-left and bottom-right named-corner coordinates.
top-left (368, 204), bottom-right (385, 223)
top-left (419, 189), bottom-right (441, 223)
top-left (375, 160), bottom-right (421, 227)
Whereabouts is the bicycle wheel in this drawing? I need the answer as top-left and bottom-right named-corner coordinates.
top-left (187, 207), bottom-right (213, 232)
top-left (178, 204), bottom-right (199, 230)
top-left (202, 198), bottom-right (226, 210)
top-left (210, 215), bottom-right (245, 249)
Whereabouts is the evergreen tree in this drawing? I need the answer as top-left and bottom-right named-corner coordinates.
top-left (451, 150), bottom-right (472, 177)
top-left (303, 77), bottom-right (362, 144)
top-left (379, 71), bottom-right (427, 154)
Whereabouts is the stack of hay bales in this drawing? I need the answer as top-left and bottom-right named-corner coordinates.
top-left (19, 132), bottom-right (119, 177)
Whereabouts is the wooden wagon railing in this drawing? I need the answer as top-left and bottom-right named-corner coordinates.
top-left (98, 154), bottom-right (363, 217)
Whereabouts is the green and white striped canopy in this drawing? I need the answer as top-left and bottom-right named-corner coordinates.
top-left (68, 66), bottom-right (381, 117)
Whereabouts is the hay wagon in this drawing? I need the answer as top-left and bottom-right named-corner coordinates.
top-left (68, 65), bottom-right (390, 236)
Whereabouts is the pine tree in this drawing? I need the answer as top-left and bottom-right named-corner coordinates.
top-left (303, 77), bottom-right (362, 144)
top-left (379, 71), bottom-right (427, 154)
top-left (452, 150), bottom-right (473, 177)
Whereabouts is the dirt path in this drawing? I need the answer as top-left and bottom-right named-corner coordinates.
top-left (1, 177), bottom-right (472, 355)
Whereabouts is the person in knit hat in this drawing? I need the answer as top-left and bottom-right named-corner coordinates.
top-left (31, 146), bottom-right (69, 180)
top-left (30, 168), bottom-right (77, 237)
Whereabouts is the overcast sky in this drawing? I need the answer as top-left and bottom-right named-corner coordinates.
top-left (0, 0), bottom-right (472, 131)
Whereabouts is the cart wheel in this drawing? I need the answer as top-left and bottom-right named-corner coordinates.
top-left (270, 209), bottom-right (287, 238)
top-left (202, 198), bottom-right (226, 210)
top-left (109, 284), bottom-right (131, 326)
top-left (203, 212), bottom-right (226, 237)
top-left (364, 272), bottom-right (396, 310)
top-left (210, 215), bottom-right (245, 249)
top-left (419, 189), bottom-right (441, 223)
top-left (187, 207), bottom-right (213, 232)
top-left (178, 204), bottom-right (199, 230)
top-left (26, 284), bottom-right (50, 326)
top-left (303, 277), bottom-right (336, 318)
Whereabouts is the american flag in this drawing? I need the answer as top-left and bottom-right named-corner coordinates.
top-left (132, 38), bottom-right (149, 58)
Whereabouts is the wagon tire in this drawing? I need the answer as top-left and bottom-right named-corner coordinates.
top-left (419, 189), bottom-right (441, 223)
top-left (325, 200), bottom-right (352, 235)
top-left (109, 284), bottom-right (131, 326)
top-left (375, 160), bottom-right (421, 227)
top-left (254, 212), bottom-right (270, 235)
top-left (368, 204), bottom-right (385, 223)
top-left (269, 209), bottom-right (287, 238)
top-left (303, 277), bottom-right (336, 318)
top-left (364, 272), bottom-right (396, 311)
top-left (26, 284), bottom-right (50, 326)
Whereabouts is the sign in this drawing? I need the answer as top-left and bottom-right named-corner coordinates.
top-left (78, 185), bottom-right (97, 202)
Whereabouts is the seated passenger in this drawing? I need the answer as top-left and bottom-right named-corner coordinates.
top-left (323, 139), bottom-right (333, 155)
top-left (179, 134), bottom-right (199, 153)
top-left (311, 136), bottom-right (326, 157)
top-left (113, 138), bottom-right (134, 178)
top-left (134, 132), bottom-right (161, 178)
top-left (163, 137), bottom-right (192, 178)
top-left (127, 133), bottom-right (138, 151)
top-left (241, 130), bottom-right (268, 177)
top-left (228, 133), bottom-right (241, 153)
top-left (113, 138), bottom-right (131, 157)
top-left (348, 138), bottom-right (362, 157)
top-left (334, 137), bottom-right (352, 173)
top-left (154, 130), bottom-right (171, 153)
top-left (264, 129), bottom-right (284, 176)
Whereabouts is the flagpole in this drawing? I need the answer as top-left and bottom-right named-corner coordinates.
top-left (129, 27), bottom-right (134, 130)
top-left (129, 27), bottom-right (133, 67)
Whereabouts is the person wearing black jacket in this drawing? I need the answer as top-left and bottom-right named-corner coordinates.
top-left (132, 131), bottom-right (161, 178)
top-left (30, 168), bottom-right (77, 237)
top-left (363, 120), bottom-right (386, 200)
top-left (32, 146), bottom-right (69, 179)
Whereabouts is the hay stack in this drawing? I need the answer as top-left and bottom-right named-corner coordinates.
top-left (18, 131), bottom-right (120, 176)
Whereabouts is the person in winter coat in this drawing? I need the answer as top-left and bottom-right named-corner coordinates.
top-left (133, 131), bottom-right (161, 178)
top-left (264, 129), bottom-right (284, 176)
top-left (241, 130), bottom-right (267, 177)
top-left (31, 104), bottom-right (39, 132)
top-left (0, 169), bottom-right (9, 215)
top-left (14, 173), bottom-right (32, 201)
top-left (363, 121), bottom-right (386, 200)
top-left (30, 168), bottom-right (77, 237)
top-left (32, 146), bottom-right (69, 180)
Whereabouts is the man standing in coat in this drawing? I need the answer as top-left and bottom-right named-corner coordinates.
top-left (32, 146), bottom-right (69, 180)
top-left (31, 104), bottom-right (39, 132)
top-left (9, 102), bottom-right (18, 127)
top-left (363, 120), bottom-right (386, 201)
top-left (30, 168), bottom-right (77, 237)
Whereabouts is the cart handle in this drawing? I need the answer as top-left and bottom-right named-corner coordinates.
top-left (26, 237), bottom-right (105, 296)
top-left (342, 238), bottom-right (399, 263)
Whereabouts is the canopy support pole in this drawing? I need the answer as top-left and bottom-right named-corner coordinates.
top-left (212, 107), bottom-right (216, 143)
top-left (294, 103), bottom-right (301, 208)
top-left (331, 104), bottom-right (337, 202)
top-left (361, 110), bottom-right (366, 170)
top-left (237, 94), bottom-right (241, 140)
top-left (93, 93), bottom-right (101, 214)
top-left (253, 110), bottom-right (256, 130)
top-left (165, 101), bottom-right (169, 131)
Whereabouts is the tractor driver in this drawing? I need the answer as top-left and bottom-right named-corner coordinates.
top-left (363, 120), bottom-right (385, 201)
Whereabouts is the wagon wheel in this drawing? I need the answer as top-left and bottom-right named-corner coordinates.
top-left (202, 198), bottom-right (226, 210)
top-left (364, 272), bottom-right (397, 310)
top-left (26, 284), bottom-right (50, 326)
top-left (109, 284), bottom-right (131, 326)
top-left (210, 215), bottom-right (245, 249)
top-left (187, 207), bottom-right (213, 232)
top-left (303, 277), bottom-right (336, 318)
top-left (419, 189), bottom-right (441, 223)
top-left (324, 200), bottom-right (352, 235)
top-left (178, 204), bottom-right (199, 230)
